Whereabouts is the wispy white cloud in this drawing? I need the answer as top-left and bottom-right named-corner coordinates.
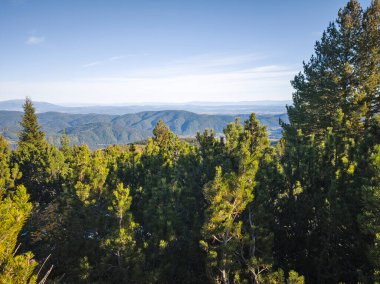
top-left (25, 36), bottom-right (45, 45)
top-left (83, 55), bottom-right (125, 68)
top-left (83, 61), bottom-right (103, 68)
top-left (0, 52), bottom-right (297, 103)
top-left (109, 56), bottom-right (125, 61)
top-left (0, 64), bottom-right (296, 104)
top-left (116, 53), bottom-right (265, 79)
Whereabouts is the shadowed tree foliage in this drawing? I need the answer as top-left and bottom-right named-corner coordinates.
top-left (13, 98), bottom-right (66, 205)
top-left (279, 1), bottom-right (380, 282)
top-left (288, 0), bottom-right (379, 138)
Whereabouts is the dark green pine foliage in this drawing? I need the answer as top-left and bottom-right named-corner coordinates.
top-left (279, 1), bottom-right (380, 282)
top-left (288, 0), bottom-right (379, 138)
top-left (13, 98), bottom-right (65, 205)
top-left (138, 120), bottom-right (207, 283)
top-left (356, 115), bottom-right (380, 282)
top-left (18, 97), bottom-right (45, 147)
top-left (28, 144), bottom-right (144, 283)
top-left (196, 128), bottom-right (226, 183)
top-left (359, 0), bottom-right (380, 121)
top-left (276, 125), bottom-right (378, 282)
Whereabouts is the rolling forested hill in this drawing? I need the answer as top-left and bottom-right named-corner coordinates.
top-left (0, 110), bottom-right (287, 148)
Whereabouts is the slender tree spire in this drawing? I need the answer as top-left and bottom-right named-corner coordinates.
top-left (19, 97), bottom-right (45, 147)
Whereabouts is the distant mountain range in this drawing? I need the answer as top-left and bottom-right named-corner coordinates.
top-left (0, 100), bottom-right (291, 115)
top-left (0, 110), bottom-right (288, 149)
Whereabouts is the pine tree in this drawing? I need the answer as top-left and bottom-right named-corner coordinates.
top-left (13, 98), bottom-right (66, 204)
top-left (139, 120), bottom-right (185, 282)
top-left (18, 97), bottom-right (45, 148)
top-left (200, 114), bottom-right (283, 283)
top-left (287, 0), bottom-right (379, 138)
top-left (278, 1), bottom-right (379, 281)
top-left (359, 0), bottom-right (380, 122)
top-left (100, 183), bottom-right (143, 282)
top-left (60, 132), bottom-right (71, 156)
top-left (201, 167), bottom-right (253, 283)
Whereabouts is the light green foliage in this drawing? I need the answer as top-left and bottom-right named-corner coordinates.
top-left (78, 256), bottom-right (91, 281)
top-left (257, 269), bottom-right (304, 284)
top-left (201, 114), bottom-right (277, 283)
top-left (101, 183), bottom-right (142, 282)
top-left (202, 167), bottom-right (253, 283)
top-left (60, 133), bottom-right (71, 156)
top-left (69, 146), bottom-right (109, 205)
top-left (0, 185), bottom-right (37, 283)
top-left (287, 270), bottom-right (305, 284)
top-left (109, 183), bottom-right (133, 227)
top-left (0, 136), bottom-right (14, 197)
top-left (224, 118), bottom-right (243, 154)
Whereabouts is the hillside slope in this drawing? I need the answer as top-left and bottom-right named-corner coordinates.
top-left (0, 110), bottom-right (288, 148)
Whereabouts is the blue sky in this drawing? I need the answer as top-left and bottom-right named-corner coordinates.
top-left (0, 0), bottom-right (372, 104)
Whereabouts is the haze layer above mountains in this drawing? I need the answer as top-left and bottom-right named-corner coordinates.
top-left (0, 100), bottom-right (289, 148)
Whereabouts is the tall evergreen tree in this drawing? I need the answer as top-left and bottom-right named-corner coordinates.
top-left (287, 0), bottom-right (379, 138)
top-left (200, 114), bottom-right (288, 283)
top-left (18, 97), bottom-right (45, 147)
top-left (13, 98), bottom-right (65, 204)
top-left (279, 1), bottom-right (380, 281)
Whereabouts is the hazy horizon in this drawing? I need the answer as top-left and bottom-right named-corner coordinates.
top-left (0, 98), bottom-right (292, 107)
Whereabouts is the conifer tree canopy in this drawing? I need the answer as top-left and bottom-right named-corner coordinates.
top-left (19, 97), bottom-right (45, 147)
